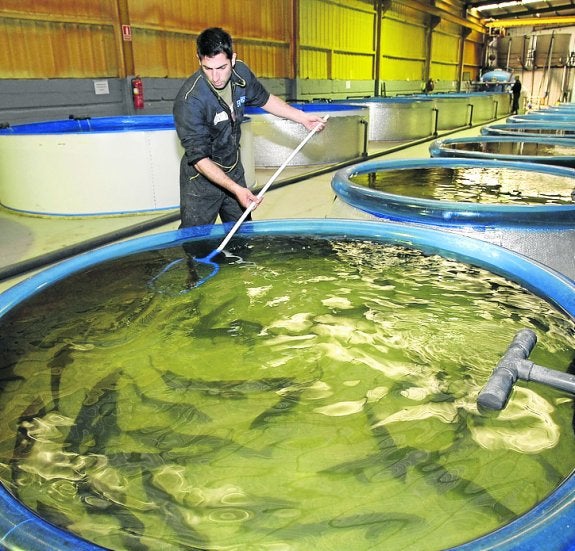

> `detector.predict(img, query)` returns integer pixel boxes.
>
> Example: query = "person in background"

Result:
[511,75,522,115]
[174,27,326,228]
[424,78,434,94]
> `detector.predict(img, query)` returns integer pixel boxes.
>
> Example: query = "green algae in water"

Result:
[351,167,575,205]
[0,236,574,550]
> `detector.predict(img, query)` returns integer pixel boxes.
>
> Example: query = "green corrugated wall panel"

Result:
[300,0,373,51]
[381,58,424,81]
[433,31,461,63]
[299,48,329,80]
[430,62,459,81]
[299,0,375,79]
[332,52,373,79]
[380,17,426,59]
[130,0,294,78]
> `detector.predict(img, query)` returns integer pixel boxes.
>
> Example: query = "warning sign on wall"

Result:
[122,25,132,41]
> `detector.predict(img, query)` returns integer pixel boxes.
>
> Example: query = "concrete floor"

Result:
[1,120,573,297]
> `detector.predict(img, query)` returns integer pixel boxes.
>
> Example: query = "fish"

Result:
[323,404,516,523]
[330,512,423,540]
[192,318,265,344]
[250,511,423,542]
[79,498,149,551]
[249,390,303,429]
[65,371,121,455]
[35,500,75,529]
[131,383,212,425]
[125,430,269,461]
[161,371,293,399]
[47,344,76,410]
[141,470,210,550]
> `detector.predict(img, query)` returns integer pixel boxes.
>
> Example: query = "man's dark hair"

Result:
[196,27,233,60]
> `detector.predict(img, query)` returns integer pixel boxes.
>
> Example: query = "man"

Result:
[511,76,522,115]
[174,27,326,228]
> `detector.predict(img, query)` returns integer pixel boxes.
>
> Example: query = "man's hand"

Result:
[235,185,261,210]
[302,114,327,132]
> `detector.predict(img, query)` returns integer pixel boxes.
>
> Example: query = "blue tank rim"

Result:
[245,103,367,115]
[331,158,575,228]
[410,92,504,99]
[333,96,434,104]
[481,123,575,137]
[0,115,255,136]
[429,135,575,167]
[0,218,575,550]
[0,115,178,135]
[508,113,575,123]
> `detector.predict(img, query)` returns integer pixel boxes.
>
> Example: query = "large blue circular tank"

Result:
[481,122,575,139]
[1,219,575,550]
[429,135,575,168]
[330,158,575,279]
[508,112,575,123]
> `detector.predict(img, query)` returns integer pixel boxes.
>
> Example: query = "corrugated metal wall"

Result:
[380,4,428,81]
[0,0,121,77]
[299,0,375,80]
[431,20,463,81]
[0,0,485,85]
[129,0,294,78]
[463,29,484,81]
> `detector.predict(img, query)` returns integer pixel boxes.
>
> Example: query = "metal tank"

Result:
[408,92,507,130]
[334,97,434,141]
[411,93,471,130]
[467,92,507,123]
[244,103,368,167]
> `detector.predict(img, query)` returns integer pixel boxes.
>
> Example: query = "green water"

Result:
[0,236,574,550]
[351,167,575,205]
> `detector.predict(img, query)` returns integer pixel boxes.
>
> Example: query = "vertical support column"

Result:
[424,15,441,85]
[116,0,135,77]
[457,27,472,92]
[505,36,512,71]
[374,0,391,97]
[544,31,555,102]
[289,0,300,101]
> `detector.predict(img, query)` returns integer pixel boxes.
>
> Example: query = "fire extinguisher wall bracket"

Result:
[131,76,144,110]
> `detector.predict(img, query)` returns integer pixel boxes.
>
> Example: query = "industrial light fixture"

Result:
[474,0,540,11]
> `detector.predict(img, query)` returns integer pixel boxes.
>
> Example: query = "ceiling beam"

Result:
[484,15,575,26]
[481,7,575,20]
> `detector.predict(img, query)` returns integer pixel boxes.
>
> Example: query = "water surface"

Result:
[351,167,575,205]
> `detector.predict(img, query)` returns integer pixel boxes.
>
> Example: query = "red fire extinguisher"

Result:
[131,76,144,110]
